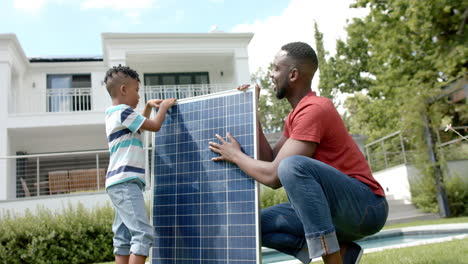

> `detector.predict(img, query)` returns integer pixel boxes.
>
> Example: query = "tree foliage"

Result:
[328,0,468,212]
[314,22,337,101]
[335,0,468,140]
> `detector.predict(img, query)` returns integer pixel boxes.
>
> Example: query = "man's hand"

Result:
[208,132,242,163]
[237,83,261,103]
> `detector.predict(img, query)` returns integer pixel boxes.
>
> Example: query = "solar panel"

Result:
[151,89,260,264]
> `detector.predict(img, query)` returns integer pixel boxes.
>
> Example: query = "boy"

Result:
[104,65,176,264]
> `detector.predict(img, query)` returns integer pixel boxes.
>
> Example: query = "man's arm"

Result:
[256,119,274,161]
[140,98,176,132]
[238,83,285,162]
[209,133,317,189]
[257,126,288,162]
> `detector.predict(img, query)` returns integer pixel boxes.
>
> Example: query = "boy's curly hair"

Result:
[104,64,140,97]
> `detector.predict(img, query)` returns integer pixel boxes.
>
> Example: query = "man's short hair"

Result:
[281,42,318,73]
[104,64,140,97]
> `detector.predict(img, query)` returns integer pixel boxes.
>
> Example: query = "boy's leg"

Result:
[276,155,388,261]
[115,255,129,264]
[112,179,154,257]
[108,189,132,258]
[115,254,148,264]
[129,254,146,264]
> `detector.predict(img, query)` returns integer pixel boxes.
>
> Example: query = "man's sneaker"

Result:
[342,241,363,264]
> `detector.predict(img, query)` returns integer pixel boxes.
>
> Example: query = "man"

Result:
[208,42,388,264]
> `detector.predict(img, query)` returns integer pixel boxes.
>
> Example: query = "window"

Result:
[144,72,209,85]
[46,74,92,112]
[144,72,210,100]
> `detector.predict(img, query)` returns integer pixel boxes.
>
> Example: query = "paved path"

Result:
[385,196,440,226]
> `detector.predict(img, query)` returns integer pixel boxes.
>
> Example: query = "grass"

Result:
[383,216,468,230]
[313,237,468,264]
[360,238,468,264]
[95,217,468,264]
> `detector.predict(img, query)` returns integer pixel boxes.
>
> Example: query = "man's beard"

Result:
[275,83,287,99]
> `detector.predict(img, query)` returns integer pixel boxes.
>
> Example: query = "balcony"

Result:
[11,83,236,116]
[46,88,92,112]
[140,83,235,102]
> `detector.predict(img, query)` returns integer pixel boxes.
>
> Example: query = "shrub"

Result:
[0,203,114,264]
[410,175,438,213]
[445,176,468,216]
[260,186,288,208]
[411,175,468,216]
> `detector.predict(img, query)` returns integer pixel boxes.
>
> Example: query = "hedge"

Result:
[0,203,114,264]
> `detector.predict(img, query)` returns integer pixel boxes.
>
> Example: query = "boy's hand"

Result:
[159,98,177,110]
[147,99,164,108]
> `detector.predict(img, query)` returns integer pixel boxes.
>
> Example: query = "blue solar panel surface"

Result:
[152,90,259,264]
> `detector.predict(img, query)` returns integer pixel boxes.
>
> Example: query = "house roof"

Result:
[29,56,103,63]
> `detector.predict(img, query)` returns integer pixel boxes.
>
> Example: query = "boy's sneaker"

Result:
[342,241,363,264]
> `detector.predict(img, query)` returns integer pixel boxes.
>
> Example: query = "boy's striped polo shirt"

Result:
[105,104,147,189]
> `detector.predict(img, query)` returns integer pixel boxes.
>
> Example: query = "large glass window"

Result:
[144,72,209,86]
[47,74,92,112]
[144,72,210,99]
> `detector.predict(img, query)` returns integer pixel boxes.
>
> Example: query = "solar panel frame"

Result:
[150,88,261,264]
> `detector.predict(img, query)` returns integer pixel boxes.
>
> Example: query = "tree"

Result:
[314,22,336,101]
[335,0,468,140]
[332,0,468,215]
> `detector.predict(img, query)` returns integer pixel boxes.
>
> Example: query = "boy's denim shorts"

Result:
[107,178,154,256]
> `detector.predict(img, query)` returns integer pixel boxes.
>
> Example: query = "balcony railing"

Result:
[141,83,235,101]
[12,83,236,114]
[1,148,152,200]
[46,88,92,112]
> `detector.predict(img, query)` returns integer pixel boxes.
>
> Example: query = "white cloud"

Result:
[14,0,47,10]
[231,0,368,94]
[80,0,155,10]
[13,0,156,17]
[81,0,157,25]
[13,0,64,13]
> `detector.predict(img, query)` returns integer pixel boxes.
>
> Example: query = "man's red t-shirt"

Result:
[283,91,385,197]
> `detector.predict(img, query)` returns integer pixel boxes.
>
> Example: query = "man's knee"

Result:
[278,155,310,184]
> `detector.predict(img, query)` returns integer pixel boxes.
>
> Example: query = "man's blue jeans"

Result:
[262,155,388,263]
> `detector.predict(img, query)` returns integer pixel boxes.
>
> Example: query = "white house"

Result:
[0,32,253,207]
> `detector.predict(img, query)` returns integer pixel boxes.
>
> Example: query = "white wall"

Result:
[0,191,151,218]
[233,48,251,84]
[373,160,468,203]
[9,124,108,154]
[0,63,12,200]
[129,54,236,86]
[15,62,108,114]
[447,160,468,180]
[92,71,111,112]
[373,164,412,202]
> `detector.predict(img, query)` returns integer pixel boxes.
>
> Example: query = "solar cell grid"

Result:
[152,89,260,264]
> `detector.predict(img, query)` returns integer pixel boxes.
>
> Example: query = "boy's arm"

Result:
[141,99,162,119]
[140,98,176,132]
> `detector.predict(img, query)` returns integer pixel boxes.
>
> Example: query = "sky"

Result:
[1,0,368,92]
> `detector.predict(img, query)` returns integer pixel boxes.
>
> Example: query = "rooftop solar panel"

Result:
[151,89,260,264]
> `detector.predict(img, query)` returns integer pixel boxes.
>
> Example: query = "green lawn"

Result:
[360,237,468,264]
[312,237,468,264]
[95,217,468,264]
[383,216,468,230]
